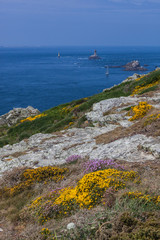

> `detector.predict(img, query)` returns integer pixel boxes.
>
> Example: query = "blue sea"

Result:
[0,46,160,116]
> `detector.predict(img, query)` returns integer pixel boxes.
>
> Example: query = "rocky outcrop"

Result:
[0,87,159,175]
[103,73,146,92]
[85,93,160,127]
[0,106,40,127]
[123,60,147,71]
[85,96,140,126]
[0,128,160,175]
[0,126,117,174]
[122,73,144,83]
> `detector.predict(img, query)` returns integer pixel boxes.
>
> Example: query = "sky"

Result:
[0,0,160,46]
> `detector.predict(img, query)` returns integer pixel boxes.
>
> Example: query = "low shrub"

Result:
[129,102,152,121]
[66,155,81,164]
[83,159,124,173]
[28,169,140,223]
[123,192,160,206]
[5,166,68,196]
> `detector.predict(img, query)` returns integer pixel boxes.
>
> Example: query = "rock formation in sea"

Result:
[123,60,147,71]
[108,60,148,71]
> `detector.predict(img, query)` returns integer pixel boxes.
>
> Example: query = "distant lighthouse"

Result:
[89,50,101,60]
[58,52,60,58]
[94,50,97,56]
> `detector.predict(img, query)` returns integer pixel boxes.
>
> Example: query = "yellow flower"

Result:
[54,169,140,210]
[20,113,47,123]
[129,102,152,121]
[131,80,160,96]
[8,166,68,196]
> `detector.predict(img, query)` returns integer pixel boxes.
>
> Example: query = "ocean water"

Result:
[0,46,160,116]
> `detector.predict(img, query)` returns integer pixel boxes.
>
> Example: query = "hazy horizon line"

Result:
[1,45,160,48]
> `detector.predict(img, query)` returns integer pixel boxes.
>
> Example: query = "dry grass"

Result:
[95,108,160,145]
[2,151,28,160]
[40,132,64,144]
[140,87,160,98]
[62,142,87,151]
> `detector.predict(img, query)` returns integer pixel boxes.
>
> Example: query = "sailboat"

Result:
[58,52,60,58]
[106,65,109,76]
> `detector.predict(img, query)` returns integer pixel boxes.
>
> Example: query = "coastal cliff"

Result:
[0,70,160,239]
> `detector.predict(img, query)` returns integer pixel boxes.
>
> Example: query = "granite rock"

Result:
[123,60,147,71]
[0,106,40,127]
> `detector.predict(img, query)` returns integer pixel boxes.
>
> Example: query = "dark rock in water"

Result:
[106,61,148,71]
[124,60,140,68]
[89,50,101,60]
[123,60,147,71]
[0,106,40,127]
[107,65,121,68]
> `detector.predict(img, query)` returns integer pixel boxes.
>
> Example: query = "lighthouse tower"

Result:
[94,50,97,56]
[89,49,100,60]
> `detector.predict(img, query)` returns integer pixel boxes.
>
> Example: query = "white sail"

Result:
[106,65,109,75]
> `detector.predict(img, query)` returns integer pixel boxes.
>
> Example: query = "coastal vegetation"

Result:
[0,69,160,147]
[0,69,160,239]
[0,158,159,239]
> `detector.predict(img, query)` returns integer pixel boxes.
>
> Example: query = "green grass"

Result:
[123,106,134,111]
[139,85,159,95]
[0,69,160,147]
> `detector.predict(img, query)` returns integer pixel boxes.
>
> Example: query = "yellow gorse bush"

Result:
[135,76,145,81]
[20,113,47,123]
[29,196,43,209]
[28,169,140,223]
[131,80,160,96]
[129,102,152,121]
[7,166,68,196]
[21,167,67,182]
[54,169,140,209]
[124,192,160,205]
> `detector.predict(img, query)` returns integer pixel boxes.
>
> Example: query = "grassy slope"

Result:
[0,69,160,148]
[0,70,160,240]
